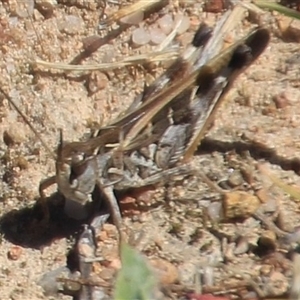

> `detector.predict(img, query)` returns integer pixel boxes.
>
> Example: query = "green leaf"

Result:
[114,243,157,300]
[254,0,300,20]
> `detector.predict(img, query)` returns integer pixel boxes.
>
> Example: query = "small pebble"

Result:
[263,197,277,213]
[8,245,22,260]
[131,27,151,46]
[227,170,243,187]
[222,191,261,220]
[149,25,167,45]
[101,45,116,63]
[35,0,56,18]
[87,72,108,96]
[57,15,84,35]
[150,258,178,285]
[82,35,100,51]
[207,201,223,221]
[204,0,225,13]
[3,124,27,145]
[157,14,173,35]
[272,92,290,109]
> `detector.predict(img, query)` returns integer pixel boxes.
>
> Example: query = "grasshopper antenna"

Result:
[0,87,56,160]
[56,128,64,163]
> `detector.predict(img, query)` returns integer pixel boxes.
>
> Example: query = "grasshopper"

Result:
[0,8,270,240]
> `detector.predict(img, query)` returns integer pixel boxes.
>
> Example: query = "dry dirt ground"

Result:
[1,0,300,299]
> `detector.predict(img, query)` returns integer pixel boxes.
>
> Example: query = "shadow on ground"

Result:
[200,137,300,174]
[0,193,84,249]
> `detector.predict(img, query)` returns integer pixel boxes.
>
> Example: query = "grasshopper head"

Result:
[55,130,98,219]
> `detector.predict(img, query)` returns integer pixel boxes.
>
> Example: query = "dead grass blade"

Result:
[33,49,178,73]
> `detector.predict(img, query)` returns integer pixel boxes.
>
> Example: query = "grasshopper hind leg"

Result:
[97,181,127,246]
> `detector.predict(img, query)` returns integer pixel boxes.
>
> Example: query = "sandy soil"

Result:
[0,0,300,299]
